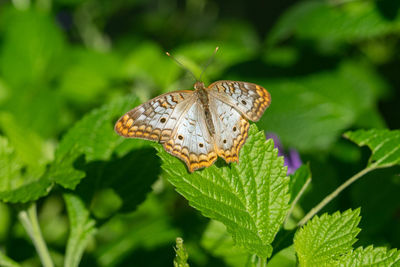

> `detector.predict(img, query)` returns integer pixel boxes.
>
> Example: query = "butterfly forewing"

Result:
[115,91,194,141]
[207,81,271,122]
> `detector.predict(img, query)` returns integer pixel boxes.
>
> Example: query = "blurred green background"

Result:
[0,0,399,266]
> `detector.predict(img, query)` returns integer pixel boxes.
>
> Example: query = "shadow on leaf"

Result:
[73,147,160,217]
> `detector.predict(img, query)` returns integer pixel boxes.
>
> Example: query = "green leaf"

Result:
[267,0,400,45]
[75,146,160,214]
[95,195,181,267]
[339,246,400,266]
[158,124,290,258]
[121,41,180,90]
[294,209,361,266]
[0,112,52,171]
[0,7,65,88]
[0,136,52,203]
[344,129,400,169]
[267,246,296,267]
[258,61,386,152]
[201,220,250,267]
[48,95,141,189]
[64,193,97,267]
[0,251,20,267]
[174,237,189,267]
[59,48,121,105]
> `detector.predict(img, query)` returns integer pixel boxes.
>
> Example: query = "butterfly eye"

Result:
[223,140,227,144]
[160,118,166,123]
[241,100,247,105]
[199,143,204,148]
[233,127,237,132]
[178,135,183,140]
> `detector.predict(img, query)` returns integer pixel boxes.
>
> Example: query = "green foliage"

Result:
[294,209,361,266]
[64,193,96,267]
[295,209,400,267]
[59,48,121,105]
[48,94,140,189]
[94,195,180,266]
[0,0,399,266]
[259,61,386,152]
[338,246,400,266]
[267,246,296,267]
[0,251,20,267]
[158,125,290,258]
[268,0,400,45]
[0,136,53,203]
[0,8,65,88]
[201,220,249,267]
[344,129,400,169]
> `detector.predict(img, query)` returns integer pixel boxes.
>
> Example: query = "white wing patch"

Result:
[210,98,250,163]
[163,100,218,172]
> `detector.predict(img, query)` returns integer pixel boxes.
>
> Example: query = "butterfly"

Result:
[115,80,271,172]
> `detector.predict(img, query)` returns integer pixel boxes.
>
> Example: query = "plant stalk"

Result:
[257,256,267,267]
[285,176,312,226]
[298,166,374,226]
[18,203,54,267]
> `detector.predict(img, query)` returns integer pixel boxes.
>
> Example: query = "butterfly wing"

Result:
[207,80,271,122]
[163,100,218,172]
[209,97,250,164]
[115,91,194,142]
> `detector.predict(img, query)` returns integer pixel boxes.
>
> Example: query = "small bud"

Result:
[173,237,189,267]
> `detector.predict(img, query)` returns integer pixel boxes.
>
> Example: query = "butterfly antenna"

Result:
[199,46,219,81]
[166,51,198,81]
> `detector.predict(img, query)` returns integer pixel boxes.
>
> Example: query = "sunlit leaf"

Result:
[0,7,65,88]
[267,246,297,267]
[48,95,141,189]
[344,129,400,169]
[0,136,52,203]
[59,48,121,105]
[294,209,361,266]
[158,124,290,258]
[338,246,400,266]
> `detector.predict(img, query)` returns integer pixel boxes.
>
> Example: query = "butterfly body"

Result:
[194,81,216,136]
[115,81,271,172]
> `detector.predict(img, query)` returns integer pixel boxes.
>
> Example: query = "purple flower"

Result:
[266,133,302,175]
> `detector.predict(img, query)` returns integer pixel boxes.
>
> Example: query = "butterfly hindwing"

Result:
[115,91,194,141]
[210,98,250,164]
[207,80,271,121]
[163,100,218,172]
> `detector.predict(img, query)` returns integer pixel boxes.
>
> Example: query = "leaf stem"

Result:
[285,176,312,226]
[298,166,374,226]
[18,203,54,267]
[257,256,267,267]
